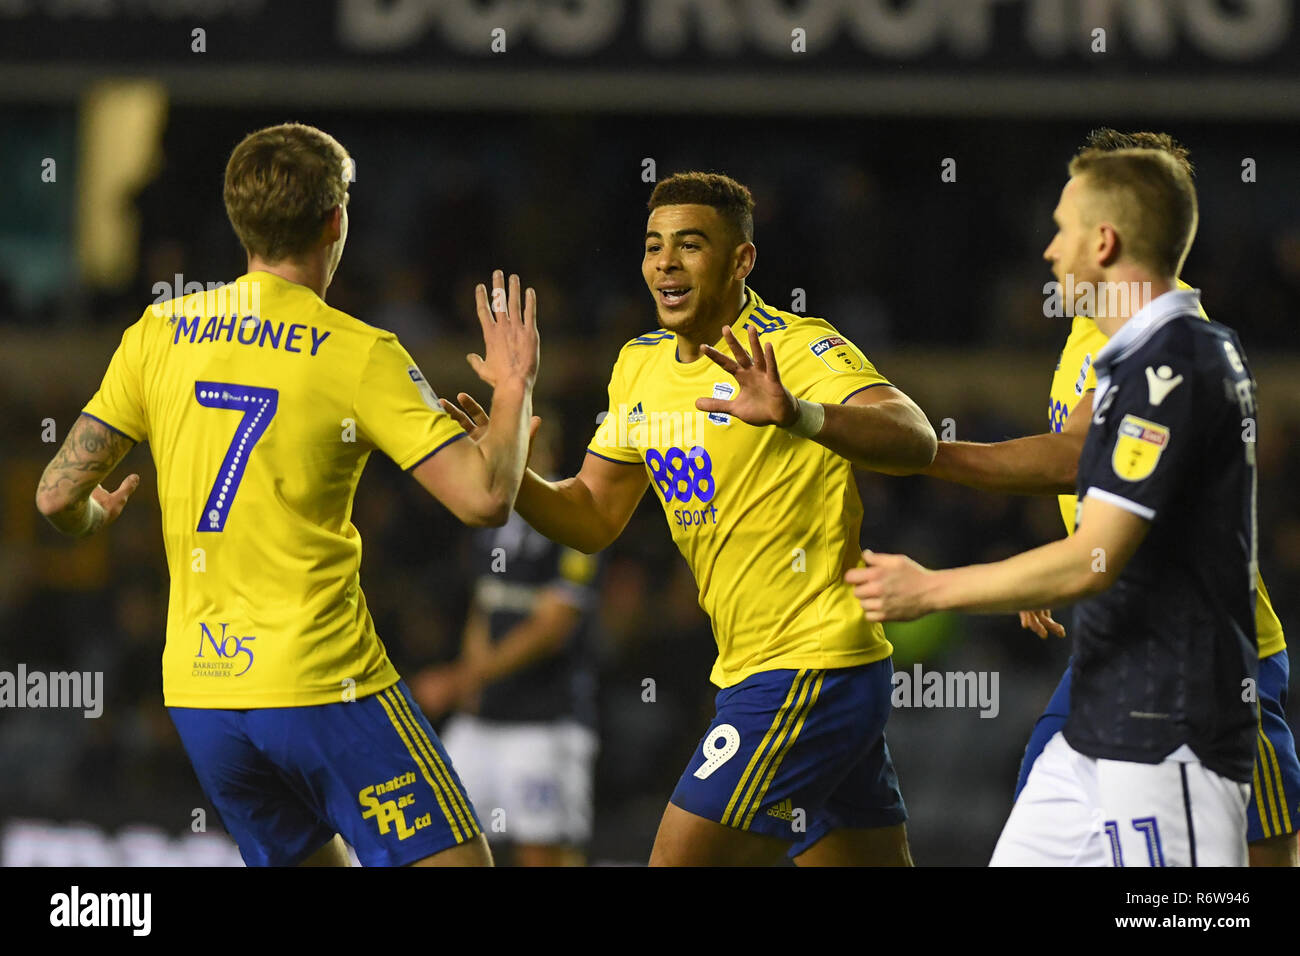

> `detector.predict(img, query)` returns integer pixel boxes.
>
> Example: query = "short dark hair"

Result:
[1082,128,1194,179]
[648,172,755,243]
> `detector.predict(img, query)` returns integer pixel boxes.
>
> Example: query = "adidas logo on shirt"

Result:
[627,401,647,424]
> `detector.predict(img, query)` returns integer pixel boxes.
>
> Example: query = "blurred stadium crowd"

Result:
[2,109,1298,864]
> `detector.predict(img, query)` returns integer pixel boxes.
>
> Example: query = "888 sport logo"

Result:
[646,445,719,529]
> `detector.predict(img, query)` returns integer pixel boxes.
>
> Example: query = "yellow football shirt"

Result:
[1049,280,1284,657]
[589,288,893,687]
[82,271,466,707]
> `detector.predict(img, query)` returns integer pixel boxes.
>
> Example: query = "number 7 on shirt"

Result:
[194,381,279,532]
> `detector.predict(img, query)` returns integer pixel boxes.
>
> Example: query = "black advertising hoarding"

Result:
[1,0,1296,73]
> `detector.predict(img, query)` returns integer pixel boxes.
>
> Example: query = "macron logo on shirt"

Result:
[1144,365,1184,406]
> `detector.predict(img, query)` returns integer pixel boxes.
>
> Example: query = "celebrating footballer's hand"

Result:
[696,324,799,427]
[439,392,542,448]
[844,550,937,623]
[412,270,541,529]
[1018,608,1066,639]
[467,270,539,390]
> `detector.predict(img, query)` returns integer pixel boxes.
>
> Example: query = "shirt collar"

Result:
[1094,287,1202,374]
[738,286,759,320]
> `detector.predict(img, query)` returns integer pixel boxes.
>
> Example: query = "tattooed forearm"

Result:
[36,415,135,526]
[46,495,108,538]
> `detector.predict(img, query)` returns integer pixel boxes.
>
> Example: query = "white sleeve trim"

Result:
[1085,486,1155,521]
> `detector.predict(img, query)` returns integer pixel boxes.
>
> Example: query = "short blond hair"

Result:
[1067,147,1198,278]
[224,123,350,262]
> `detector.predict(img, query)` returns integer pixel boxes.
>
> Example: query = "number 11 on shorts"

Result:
[1104,816,1165,867]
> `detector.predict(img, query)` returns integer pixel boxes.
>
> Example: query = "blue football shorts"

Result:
[169,679,482,866]
[669,659,906,858]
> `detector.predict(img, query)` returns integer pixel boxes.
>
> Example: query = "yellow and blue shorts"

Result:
[169,680,481,866]
[1247,650,1299,842]
[669,659,906,857]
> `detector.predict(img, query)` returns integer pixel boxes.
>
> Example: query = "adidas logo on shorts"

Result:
[765,798,795,821]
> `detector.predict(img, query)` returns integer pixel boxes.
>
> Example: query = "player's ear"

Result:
[733,241,756,281]
[322,205,344,246]
[1097,222,1121,268]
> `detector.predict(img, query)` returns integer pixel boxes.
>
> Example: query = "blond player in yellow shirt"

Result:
[441,172,936,865]
[916,129,1296,866]
[35,123,540,867]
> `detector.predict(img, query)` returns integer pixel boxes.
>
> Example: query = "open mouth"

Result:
[658,287,692,307]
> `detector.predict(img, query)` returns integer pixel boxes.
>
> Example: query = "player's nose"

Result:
[653,244,681,269]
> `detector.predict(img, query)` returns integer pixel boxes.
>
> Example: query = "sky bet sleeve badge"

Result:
[809,334,865,372]
[1112,413,1170,481]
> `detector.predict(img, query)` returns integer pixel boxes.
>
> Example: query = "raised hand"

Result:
[439,392,491,442]
[467,270,539,391]
[439,392,542,449]
[695,324,799,427]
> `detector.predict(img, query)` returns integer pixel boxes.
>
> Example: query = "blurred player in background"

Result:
[852,147,1259,866]
[918,129,1297,866]
[412,416,600,867]
[442,172,936,865]
[34,122,540,867]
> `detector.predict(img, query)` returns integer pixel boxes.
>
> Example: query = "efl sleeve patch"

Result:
[1111,414,1170,482]
[407,364,440,412]
[809,334,865,373]
[355,337,465,469]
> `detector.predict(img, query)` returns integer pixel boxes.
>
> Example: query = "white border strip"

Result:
[1086,486,1156,521]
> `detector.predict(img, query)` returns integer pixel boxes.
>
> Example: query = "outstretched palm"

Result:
[695,325,799,427]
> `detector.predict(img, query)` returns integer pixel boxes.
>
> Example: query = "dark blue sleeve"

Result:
[1081,336,1202,521]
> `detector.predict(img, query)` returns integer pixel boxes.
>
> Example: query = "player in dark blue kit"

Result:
[412,419,600,866]
[852,146,1258,865]
[915,128,1296,866]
